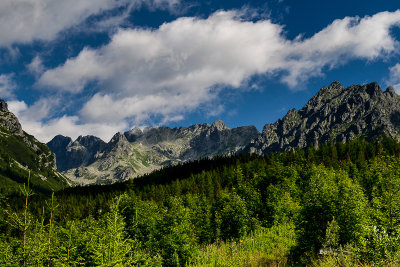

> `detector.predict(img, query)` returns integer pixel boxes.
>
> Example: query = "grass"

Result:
[132,148,150,167]
[312,252,372,267]
[188,223,296,267]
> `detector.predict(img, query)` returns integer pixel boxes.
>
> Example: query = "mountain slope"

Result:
[0,99,69,193]
[48,121,259,185]
[248,81,400,154]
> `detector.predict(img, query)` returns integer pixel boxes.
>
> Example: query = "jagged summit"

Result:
[249,81,400,154]
[385,86,396,95]
[48,120,259,185]
[0,98,8,111]
[211,120,229,131]
[0,98,24,136]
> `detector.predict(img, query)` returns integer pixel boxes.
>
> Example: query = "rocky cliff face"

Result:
[47,135,106,171]
[48,120,259,185]
[0,98,69,192]
[248,81,400,154]
[0,99,24,136]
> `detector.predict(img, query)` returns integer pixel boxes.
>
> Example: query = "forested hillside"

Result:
[1,137,400,265]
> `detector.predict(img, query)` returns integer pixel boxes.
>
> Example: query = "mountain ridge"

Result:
[248,81,400,154]
[48,81,400,185]
[48,121,260,185]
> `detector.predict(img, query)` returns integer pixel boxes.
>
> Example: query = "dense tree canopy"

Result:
[2,137,400,265]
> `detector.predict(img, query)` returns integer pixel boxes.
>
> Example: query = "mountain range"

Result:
[46,81,400,185]
[1,80,399,187]
[47,121,259,185]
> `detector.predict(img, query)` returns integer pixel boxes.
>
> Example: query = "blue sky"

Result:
[1,0,400,142]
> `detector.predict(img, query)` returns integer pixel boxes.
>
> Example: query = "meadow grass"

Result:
[188,223,296,267]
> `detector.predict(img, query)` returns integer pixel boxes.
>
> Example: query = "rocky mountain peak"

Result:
[76,135,106,148]
[211,120,229,131]
[128,126,143,135]
[249,81,400,154]
[47,135,72,149]
[364,81,382,97]
[109,132,128,144]
[124,127,144,142]
[329,80,343,88]
[0,98,8,111]
[385,86,396,96]
[0,98,23,136]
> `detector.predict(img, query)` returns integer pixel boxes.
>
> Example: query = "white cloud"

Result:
[388,63,400,93]
[38,10,287,125]
[0,74,17,99]
[0,0,181,46]
[7,100,27,115]
[36,10,400,129]
[27,56,45,76]
[8,99,125,142]
[21,116,127,143]
[282,11,400,86]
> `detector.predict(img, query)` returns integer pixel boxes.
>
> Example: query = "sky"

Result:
[1,0,400,142]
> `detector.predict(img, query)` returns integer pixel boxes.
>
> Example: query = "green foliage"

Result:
[212,191,253,241]
[154,197,198,266]
[323,217,340,250]
[0,128,68,194]
[188,223,296,266]
[2,137,400,265]
[87,196,140,265]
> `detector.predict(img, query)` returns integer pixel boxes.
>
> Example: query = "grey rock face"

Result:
[46,135,72,171]
[0,98,24,136]
[248,81,400,154]
[0,99,8,111]
[49,121,260,185]
[48,135,106,171]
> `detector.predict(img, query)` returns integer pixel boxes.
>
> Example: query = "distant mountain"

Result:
[248,81,400,154]
[0,99,69,193]
[47,135,107,171]
[48,121,259,185]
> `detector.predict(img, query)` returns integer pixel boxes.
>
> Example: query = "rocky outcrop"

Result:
[248,81,400,154]
[0,98,24,136]
[0,98,69,191]
[47,135,107,171]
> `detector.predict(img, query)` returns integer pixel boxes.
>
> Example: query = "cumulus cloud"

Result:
[0,74,17,99]
[37,9,400,129]
[27,56,45,77]
[0,0,181,46]
[22,116,127,143]
[7,100,27,115]
[8,99,126,142]
[282,11,400,86]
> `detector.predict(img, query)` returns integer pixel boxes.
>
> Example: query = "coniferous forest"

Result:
[1,137,400,266]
